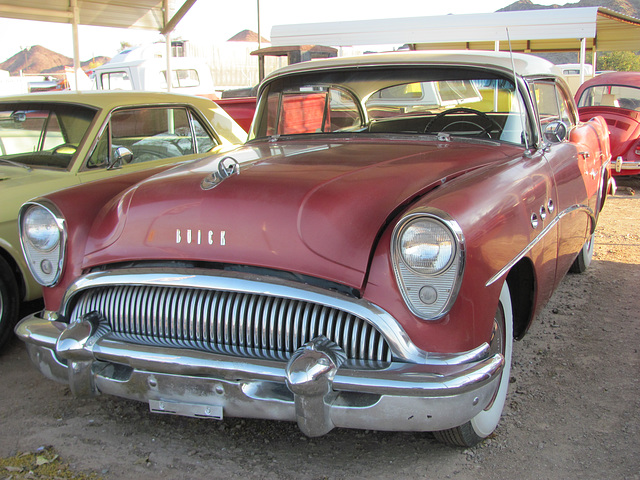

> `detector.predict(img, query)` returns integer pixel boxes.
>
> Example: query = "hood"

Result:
[83,138,522,289]
[0,164,33,183]
[0,165,72,222]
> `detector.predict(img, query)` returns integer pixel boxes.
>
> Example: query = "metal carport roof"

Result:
[0,0,197,86]
[0,0,195,34]
[271,7,640,54]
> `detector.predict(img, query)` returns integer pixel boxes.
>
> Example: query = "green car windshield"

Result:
[0,103,96,170]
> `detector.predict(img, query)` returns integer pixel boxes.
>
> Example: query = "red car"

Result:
[16,51,610,447]
[575,71,640,176]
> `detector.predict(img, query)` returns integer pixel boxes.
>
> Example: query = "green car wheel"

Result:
[0,256,19,350]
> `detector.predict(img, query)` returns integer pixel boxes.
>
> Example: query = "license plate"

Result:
[149,399,223,420]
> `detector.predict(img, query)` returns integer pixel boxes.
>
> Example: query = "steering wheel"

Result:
[424,108,503,138]
[51,143,77,155]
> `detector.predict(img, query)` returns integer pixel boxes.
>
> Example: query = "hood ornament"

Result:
[201,156,240,190]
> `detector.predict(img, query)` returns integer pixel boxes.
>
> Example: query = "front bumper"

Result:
[16,312,504,436]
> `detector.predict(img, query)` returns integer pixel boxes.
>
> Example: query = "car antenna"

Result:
[507,27,531,155]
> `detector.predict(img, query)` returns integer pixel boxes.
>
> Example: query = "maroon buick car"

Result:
[575,71,640,176]
[16,51,610,447]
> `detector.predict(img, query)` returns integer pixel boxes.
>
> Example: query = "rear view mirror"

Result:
[11,111,26,123]
[108,146,133,169]
[543,121,568,144]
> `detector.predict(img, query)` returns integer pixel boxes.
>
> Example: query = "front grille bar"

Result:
[70,285,392,363]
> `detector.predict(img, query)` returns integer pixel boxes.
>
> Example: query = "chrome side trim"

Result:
[58,268,484,365]
[486,203,594,286]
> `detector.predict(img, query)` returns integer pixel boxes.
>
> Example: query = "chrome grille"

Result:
[69,285,391,362]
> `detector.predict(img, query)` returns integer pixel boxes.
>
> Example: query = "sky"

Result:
[0,0,564,63]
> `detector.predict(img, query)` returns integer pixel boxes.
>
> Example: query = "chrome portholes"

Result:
[530,212,539,229]
[487,203,594,287]
[531,199,554,229]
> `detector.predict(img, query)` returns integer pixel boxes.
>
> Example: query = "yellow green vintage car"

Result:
[0,90,246,348]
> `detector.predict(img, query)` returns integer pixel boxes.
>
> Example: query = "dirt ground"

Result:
[1,177,639,480]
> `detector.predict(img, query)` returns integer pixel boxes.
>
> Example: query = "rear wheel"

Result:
[569,232,595,274]
[0,256,20,350]
[433,281,513,447]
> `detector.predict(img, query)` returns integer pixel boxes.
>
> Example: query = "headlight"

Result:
[392,211,464,320]
[399,220,454,274]
[19,202,66,286]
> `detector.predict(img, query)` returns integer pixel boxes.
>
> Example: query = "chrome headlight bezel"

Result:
[391,209,465,321]
[19,200,67,287]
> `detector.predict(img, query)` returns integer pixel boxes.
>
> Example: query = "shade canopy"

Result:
[270,7,640,53]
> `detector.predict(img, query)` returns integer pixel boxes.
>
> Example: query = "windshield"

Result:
[577,84,640,111]
[251,67,530,145]
[0,103,95,169]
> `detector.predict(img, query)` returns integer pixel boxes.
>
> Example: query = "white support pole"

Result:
[580,37,586,84]
[165,33,172,92]
[495,40,499,52]
[70,0,80,90]
[164,0,172,93]
[257,0,261,50]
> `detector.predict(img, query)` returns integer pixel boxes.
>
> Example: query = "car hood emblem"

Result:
[201,156,240,190]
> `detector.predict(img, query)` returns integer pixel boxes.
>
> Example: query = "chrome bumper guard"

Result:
[615,156,640,172]
[16,312,504,436]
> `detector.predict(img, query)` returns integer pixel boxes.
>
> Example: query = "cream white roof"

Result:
[264,50,562,82]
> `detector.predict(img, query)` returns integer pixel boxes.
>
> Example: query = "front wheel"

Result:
[569,232,594,274]
[433,281,513,447]
[0,256,20,350]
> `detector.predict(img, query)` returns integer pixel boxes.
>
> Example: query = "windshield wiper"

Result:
[0,158,32,171]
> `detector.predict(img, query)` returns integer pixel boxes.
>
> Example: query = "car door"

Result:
[531,79,601,286]
[78,105,219,183]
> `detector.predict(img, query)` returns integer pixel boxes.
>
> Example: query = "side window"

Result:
[86,107,217,168]
[192,115,216,153]
[87,126,109,168]
[556,85,575,127]
[328,88,361,131]
[264,87,361,136]
[162,69,201,88]
[532,82,560,125]
[100,71,133,90]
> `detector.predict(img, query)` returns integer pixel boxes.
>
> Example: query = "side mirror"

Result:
[107,146,133,170]
[543,121,568,144]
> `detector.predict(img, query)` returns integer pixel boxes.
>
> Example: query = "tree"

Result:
[597,51,640,72]
[119,41,134,53]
